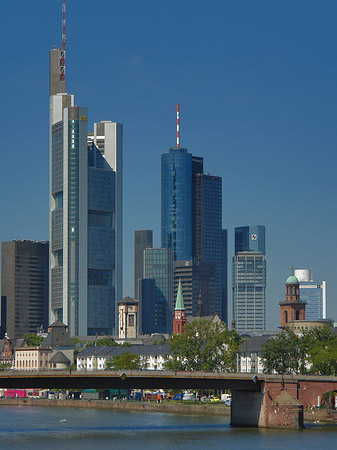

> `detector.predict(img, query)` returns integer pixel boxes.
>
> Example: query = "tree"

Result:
[262,329,308,374]
[302,326,337,375]
[23,333,45,347]
[164,319,242,372]
[262,326,337,375]
[105,352,142,370]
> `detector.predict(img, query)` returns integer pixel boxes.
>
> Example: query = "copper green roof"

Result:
[286,275,299,284]
[175,279,185,310]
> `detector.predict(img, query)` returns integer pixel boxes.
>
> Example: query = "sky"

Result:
[1,0,337,331]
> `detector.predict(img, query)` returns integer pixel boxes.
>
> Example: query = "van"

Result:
[182,393,196,401]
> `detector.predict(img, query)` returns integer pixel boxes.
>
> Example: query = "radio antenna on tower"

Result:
[59,0,66,81]
[176,104,180,148]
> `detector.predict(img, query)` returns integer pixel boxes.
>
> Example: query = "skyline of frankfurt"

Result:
[1,0,337,331]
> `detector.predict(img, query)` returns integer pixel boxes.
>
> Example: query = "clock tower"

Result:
[173,279,187,334]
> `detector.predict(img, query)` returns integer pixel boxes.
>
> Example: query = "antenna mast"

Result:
[59,0,66,81]
[176,104,180,148]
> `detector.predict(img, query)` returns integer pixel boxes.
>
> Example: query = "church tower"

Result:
[279,271,306,329]
[173,279,187,334]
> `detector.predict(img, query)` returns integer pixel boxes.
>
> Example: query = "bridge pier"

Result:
[231,384,304,429]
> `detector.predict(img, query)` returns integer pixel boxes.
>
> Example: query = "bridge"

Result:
[0,370,336,428]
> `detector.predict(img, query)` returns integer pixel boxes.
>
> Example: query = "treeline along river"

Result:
[0,405,337,449]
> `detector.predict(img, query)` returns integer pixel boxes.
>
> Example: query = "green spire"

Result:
[175,279,185,310]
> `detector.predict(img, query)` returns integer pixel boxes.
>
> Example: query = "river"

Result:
[0,405,336,449]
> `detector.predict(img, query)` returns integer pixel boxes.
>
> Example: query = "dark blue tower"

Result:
[161,147,192,261]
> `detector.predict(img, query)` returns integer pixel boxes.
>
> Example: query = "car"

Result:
[225,398,232,406]
[210,397,220,402]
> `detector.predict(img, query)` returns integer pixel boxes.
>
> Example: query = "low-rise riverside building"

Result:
[77,344,170,371]
[14,320,74,371]
[15,346,52,371]
[239,335,272,373]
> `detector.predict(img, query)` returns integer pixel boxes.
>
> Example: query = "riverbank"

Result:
[0,397,230,416]
[1,398,336,423]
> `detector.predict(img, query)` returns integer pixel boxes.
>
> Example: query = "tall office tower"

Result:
[144,248,174,333]
[232,226,266,334]
[134,230,153,301]
[138,278,156,334]
[49,5,122,336]
[161,106,227,322]
[195,174,225,319]
[161,146,192,261]
[294,269,327,320]
[221,229,228,324]
[1,240,49,339]
[173,260,216,317]
[191,156,204,258]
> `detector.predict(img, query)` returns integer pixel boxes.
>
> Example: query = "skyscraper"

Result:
[134,230,153,301]
[294,269,327,320]
[49,5,122,336]
[1,240,49,339]
[161,147,192,261]
[161,106,227,322]
[232,226,266,334]
[144,248,174,333]
[195,174,225,318]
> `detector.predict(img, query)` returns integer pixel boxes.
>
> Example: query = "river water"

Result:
[0,405,337,449]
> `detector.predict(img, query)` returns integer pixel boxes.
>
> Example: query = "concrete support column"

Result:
[231,390,264,427]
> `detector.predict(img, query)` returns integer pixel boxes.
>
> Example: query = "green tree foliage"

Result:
[23,333,45,347]
[262,329,307,374]
[303,326,337,375]
[164,319,242,372]
[105,352,142,370]
[262,326,337,375]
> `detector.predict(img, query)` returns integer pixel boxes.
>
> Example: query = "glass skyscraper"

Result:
[232,225,266,334]
[161,147,192,261]
[294,269,327,320]
[161,137,227,323]
[134,230,153,301]
[49,48,122,336]
[144,248,174,333]
[195,174,226,319]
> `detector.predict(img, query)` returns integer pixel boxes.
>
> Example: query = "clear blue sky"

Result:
[1,0,337,331]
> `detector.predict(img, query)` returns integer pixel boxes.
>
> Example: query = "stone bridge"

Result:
[0,371,336,428]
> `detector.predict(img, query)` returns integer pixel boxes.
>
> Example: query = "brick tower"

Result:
[279,271,306,329]
[173,279,187,334]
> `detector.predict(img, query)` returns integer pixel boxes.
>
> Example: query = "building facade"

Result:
[161,147,192,261]
[195,174,225,319]
[49,46,122,336]
[134,230,153,301]
[173,259,216,318]
[279,275,306,329]
[1,240,49,339]
[138,278,156,335]
[232,226,266,334]
[161,122,227,323]
[144,248,174,334]
[294,269,326,320]
[118,297,139,339]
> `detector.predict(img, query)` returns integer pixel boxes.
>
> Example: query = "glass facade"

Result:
[161,148,192,261]
[134,230,153,301]
[144,248,174,333]
[195,174,226,320]
[50,102,122,336]
[299,281,326,320]
[233,226,266,334]
[235,225,265,255]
